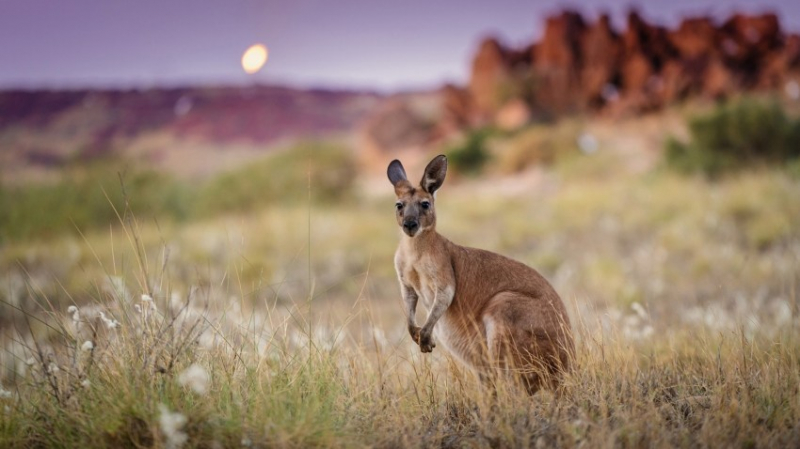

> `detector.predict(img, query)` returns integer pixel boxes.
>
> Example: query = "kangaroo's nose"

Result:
[403,220,419,232]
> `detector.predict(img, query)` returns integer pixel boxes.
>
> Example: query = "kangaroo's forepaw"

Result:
[418,331,436,353]
[409,325,422,343]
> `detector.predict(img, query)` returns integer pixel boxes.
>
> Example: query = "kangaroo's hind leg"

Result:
[482,292,572,396]
[483,311,544,395]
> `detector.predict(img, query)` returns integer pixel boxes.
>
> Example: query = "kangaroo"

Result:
[388,155,574,395]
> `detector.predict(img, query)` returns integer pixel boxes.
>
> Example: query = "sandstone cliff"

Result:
[455,10,800,127]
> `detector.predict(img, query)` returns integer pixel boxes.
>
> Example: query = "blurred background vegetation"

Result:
[666,97,800,176]
[0,141,356,242]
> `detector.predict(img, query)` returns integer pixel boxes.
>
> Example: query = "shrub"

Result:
[197,141,356,215]
[0,161,189,242]
[666,97,800,176]
[0,142,357,243]
[496,123,580,174]
[445,127,493,175]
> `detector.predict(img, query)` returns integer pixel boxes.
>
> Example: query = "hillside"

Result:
[0,85,381,181]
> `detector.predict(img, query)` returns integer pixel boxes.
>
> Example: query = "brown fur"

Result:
[388,155,574,395]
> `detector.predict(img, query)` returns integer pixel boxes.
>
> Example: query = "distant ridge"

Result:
[0,85,381,178]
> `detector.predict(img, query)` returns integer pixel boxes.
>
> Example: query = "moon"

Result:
[241,44,268,74]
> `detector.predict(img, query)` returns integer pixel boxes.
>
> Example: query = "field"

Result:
[1,111,800,448]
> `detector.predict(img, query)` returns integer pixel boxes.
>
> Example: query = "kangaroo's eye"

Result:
[420,201,430,210]
[396,202,403,211]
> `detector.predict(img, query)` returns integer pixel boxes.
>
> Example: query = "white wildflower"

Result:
[631,302,649,320]
[198,331,216,349]
[774,300,793,327]
[159,404,188,449]
[314,327,336,351]
[98,311,120,329]
[170,291,183,312]
[139,293,159,317]
[81,379,91,388]
[81,341,94,352]
[47,363,59,374]
[67,305,80,322]
[372,326,389,349]
[178,363,210,395]
[288,329,306,350]
[0,385,12,399]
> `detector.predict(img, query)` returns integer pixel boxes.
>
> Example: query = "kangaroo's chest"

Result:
[400,256,439,309]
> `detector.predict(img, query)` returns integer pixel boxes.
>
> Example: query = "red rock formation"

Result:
[721,14,784,87]
[452,9,800,129]
[440,84,473,132]
[670,17,720,59]
[623,11,676,70]
[468,38,512,117]
[531,11,586,115]
[581,14,622,107]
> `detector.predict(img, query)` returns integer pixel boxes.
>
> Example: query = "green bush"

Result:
[666,97,800,176]
[197,141,356,215]
[496,123,580,173]
[0,162,189,242]
[0,141,356,243]
[445,127,493,175]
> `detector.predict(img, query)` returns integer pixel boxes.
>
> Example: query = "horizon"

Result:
[2,0,800,93]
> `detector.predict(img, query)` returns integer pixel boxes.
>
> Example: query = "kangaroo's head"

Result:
[387,155,447,238]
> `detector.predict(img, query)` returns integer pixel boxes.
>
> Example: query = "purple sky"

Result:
[1,0,799,92]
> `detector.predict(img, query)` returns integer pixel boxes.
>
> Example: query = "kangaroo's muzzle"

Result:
[403,219,419,236]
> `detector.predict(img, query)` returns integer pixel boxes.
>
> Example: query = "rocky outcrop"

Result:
[581,14,622,108]
[531,11,587,115]
[440,84,474,133]
[458,10,800,128]
[468,38,512,116]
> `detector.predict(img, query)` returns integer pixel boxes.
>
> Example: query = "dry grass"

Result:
[1,269,797,448]
[1,118,799,447]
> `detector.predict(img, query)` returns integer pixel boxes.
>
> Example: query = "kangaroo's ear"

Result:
[387,159,408,186]
[421,155,447,195]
